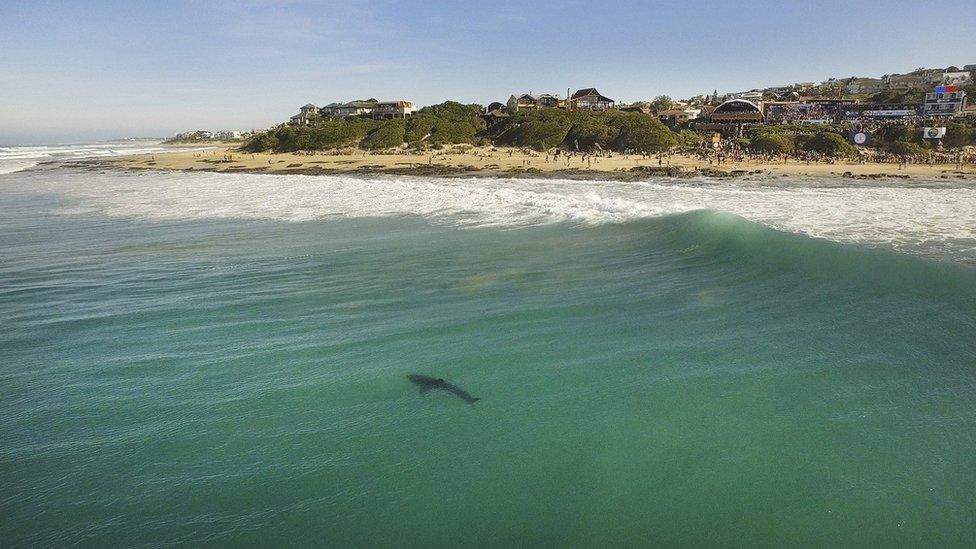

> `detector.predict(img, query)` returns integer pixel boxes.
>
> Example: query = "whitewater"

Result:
[13,166,976,264]
[0,141,213,174]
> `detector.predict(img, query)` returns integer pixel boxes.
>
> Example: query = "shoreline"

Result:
[80,145,976,181]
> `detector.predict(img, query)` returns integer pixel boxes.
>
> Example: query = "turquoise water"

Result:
[2,167,976,546]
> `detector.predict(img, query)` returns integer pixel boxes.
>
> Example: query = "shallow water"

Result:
[2,167,975,546]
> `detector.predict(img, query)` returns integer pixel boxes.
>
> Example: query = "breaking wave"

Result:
[31,169,974,263]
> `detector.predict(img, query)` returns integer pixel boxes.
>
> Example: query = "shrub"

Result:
[796,132,855,156]
[676,129,703,148]
[362,120,406,150]
[486,109,574,150]
[751,133,793,154]
[238,102,483,152]
[565,117,612,151]
[241,130,279,153]
[887,141,930,156]
[942,122,976,149]
[608,112,677,152]
[733,137,752,150]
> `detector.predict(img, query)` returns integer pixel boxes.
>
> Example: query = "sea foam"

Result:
[11,168,976,263]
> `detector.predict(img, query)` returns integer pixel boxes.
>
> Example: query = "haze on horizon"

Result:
[1,0,974,145]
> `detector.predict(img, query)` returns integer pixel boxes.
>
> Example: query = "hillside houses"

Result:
[289,104,319,126]
[846,77,884,95]
[280,63,974,135]
[288,99,414,125]
[373,100,414,119]
[570,88,615,111]
[503,89,617,112]
[506,93,562,112]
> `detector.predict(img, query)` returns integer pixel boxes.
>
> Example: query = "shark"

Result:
[407,374,481,404]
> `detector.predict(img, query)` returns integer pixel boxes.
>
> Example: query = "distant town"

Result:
[282,64,973,129]
[170,63,974,155]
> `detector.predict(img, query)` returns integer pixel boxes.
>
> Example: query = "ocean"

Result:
[2,148,975,547]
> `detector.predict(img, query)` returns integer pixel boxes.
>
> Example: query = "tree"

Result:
[485,109,574,150]
[942,122,976,149]
[751,133,793,154]
[241,132,276,152]
[651,95,674,112]
[565,116,612,151]
[237,102,485,152]
[676,129,702,148]
[796,132,855,156]
[888,141,930,156]
[362,120,406,150]
[609,112,677,153]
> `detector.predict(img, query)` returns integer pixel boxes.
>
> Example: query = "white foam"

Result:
[0,160,41,175]
[0,141,210,175]
[13,169,976,261]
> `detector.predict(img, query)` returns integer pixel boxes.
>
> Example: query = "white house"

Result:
[372,100,414,119]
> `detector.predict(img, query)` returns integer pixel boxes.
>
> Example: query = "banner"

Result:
[849,131,871,146]
[923,127,947,139]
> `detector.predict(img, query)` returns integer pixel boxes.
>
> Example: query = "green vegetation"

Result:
[750,132,793,154]
[887,141,930,156]
[361,120,405,150]
[942,122,976,149]
[676,129,702,148]
[794,132,856,156]
[745,126,838,155]
[868,89,926,104]
[609,112,679,151]
[399,102,484,146]
[651,95,674,112]
[960,81,976,99]
[241,96,976,157]
[242,101,484,153]
[486,109,677,152]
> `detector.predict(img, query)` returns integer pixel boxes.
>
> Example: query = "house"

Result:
[727,90,764,103]
[319,102,344,117]
[884,69,944,91]
[288,103,319,126]
[336,100,377,117]
[569,88,614,111]
[372,100,414,119]
[846,77,884,95]
[657,108,691,126]
[482,108,510,126]
[506,93,562,112]
[174,130,216,140]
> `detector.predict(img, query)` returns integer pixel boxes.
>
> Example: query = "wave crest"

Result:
[16,169,976,263]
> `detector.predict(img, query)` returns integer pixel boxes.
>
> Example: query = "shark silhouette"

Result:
[407,374,481,404]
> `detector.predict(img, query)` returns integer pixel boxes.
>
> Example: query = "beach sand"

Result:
[96,145,976,180]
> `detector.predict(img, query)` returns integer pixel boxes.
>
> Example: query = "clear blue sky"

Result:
[1,0,974,144]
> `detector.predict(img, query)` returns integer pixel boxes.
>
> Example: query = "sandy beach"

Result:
[92,144,976,180]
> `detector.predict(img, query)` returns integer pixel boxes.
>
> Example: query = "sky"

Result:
[1,0,974,144]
